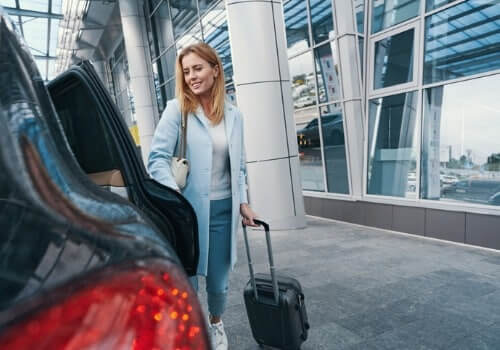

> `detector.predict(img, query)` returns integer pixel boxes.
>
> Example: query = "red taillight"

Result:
[0,260,210,350]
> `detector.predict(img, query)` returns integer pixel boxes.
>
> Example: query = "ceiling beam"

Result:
[3,7,64,20]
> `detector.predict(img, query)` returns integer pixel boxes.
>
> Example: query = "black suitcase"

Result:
[242,219,309,350]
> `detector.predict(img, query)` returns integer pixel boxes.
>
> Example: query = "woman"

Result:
[148,42,258,350]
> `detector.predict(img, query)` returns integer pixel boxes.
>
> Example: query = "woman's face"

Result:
[181,52,218,98]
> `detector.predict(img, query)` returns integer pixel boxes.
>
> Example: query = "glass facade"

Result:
[366,0,500,208]
[284,0,353,195]
[142,0,500,210]
[145,0,234,114]
[423,0,500,84]
[367,91,418,197]
[373,29,415,89]
[421,74,500,205]
[109,40,136,129]
[371,0,420,33]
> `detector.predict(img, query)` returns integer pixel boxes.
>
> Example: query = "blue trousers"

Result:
[190,197,232,317]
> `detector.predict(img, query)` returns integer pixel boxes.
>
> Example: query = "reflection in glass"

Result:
[165,78,176,101]
[309,0,334,44]
[170,0,199,40]
[367,91,418,197]
[354,0,365,33]
[201,1,233,84]
[295,108,325,191]
[176,23,203,54]
[152,61,166,112]
[157,46,176,83]
[359,37,364,79]
[314,42,341,104]
[371,0,419,33]
[423,1,500,84]
[151,1,175,57]
[320,104,349,194]
[426,0,455,12]
[199,0,219,16]
[374,29,414,89]
[284,0,310,56]
[290,51,316,109]
[421,74,500,206]
[226,83,237,105]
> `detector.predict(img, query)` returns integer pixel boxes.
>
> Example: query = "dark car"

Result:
[0,10,210,349]
[441,179,500,205]
[297,113,344,150]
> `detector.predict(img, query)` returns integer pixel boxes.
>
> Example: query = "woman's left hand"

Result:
[240,203,259,227]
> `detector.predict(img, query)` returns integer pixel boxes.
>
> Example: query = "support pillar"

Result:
[226,0,306,229]
[118,0,159,165]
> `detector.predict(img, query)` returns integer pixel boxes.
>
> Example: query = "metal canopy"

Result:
[1,0,63,81]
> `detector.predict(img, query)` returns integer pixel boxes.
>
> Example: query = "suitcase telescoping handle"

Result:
[242,219,280,305]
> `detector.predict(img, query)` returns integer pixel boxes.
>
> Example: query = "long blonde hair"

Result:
[175,43,226,125]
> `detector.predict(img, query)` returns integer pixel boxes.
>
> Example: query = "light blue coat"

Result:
[147,98,248,275]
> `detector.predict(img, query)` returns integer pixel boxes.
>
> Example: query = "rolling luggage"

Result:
[242,219,309,350]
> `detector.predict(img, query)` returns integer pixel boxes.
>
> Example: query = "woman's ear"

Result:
[213,64,219,78]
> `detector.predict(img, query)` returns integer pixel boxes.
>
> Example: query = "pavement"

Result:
[196,216,500,349]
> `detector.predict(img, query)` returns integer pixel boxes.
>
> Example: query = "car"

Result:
[296,112,344,150]
[440,174,458,185]
[0,11,210,348]
[488,192,500,205]
[293,95,315,109]
[441,179,500,204]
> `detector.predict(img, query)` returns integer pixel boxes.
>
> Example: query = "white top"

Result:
[206,117,231,200]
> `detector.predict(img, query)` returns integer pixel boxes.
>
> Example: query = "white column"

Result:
[118,0,159,165]
[333,0,365,199]
[226,0,306,230]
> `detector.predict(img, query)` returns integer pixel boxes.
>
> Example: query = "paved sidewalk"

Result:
[197,216,500,349]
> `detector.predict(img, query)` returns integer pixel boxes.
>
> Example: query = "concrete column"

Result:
[118,0,159,165]
[226,0,306,230]
[333,0,365,199]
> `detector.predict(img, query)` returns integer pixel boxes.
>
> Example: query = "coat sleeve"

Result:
[238,111,249,204]
[147,100,181,191]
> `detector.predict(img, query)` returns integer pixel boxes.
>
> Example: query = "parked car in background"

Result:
[0,10,209,349]
[294,95,315,109]
[488,192,500,205]
[441,179,500,205]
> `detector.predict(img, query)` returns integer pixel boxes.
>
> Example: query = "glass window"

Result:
[201,1,233,84]
[169,0,199,40]
[21,0,48,11]
[176,23,202,54]
[355,0,365,33]
[359,36,364,79]
[290,51,316,109]
[371,0,419,33]
[309,0,334,45]
[320,103,349,194]
[367,91,418,197]
[199,0,220,16]
[226,83,237,105]
[165,78,176,101]
[421,74,500,206]
[296,108,325,191]
[23,17,48,55]
[152,1,175,57]
[314,42,341,104]
[423,0,500,84]
[374,29,414,89]
[426,0,454,12]
[157,46,177,84]
[284,0,310,57]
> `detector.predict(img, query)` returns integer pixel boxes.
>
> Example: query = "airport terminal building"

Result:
[17,0,499,248]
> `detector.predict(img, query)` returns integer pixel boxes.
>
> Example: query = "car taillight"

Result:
[0,260,210,350]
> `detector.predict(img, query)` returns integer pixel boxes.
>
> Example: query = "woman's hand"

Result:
[240,203,258,227]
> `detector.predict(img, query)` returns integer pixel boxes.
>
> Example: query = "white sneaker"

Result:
[208,319,228,350]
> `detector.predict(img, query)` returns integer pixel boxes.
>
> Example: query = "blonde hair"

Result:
[175,42,226,125]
